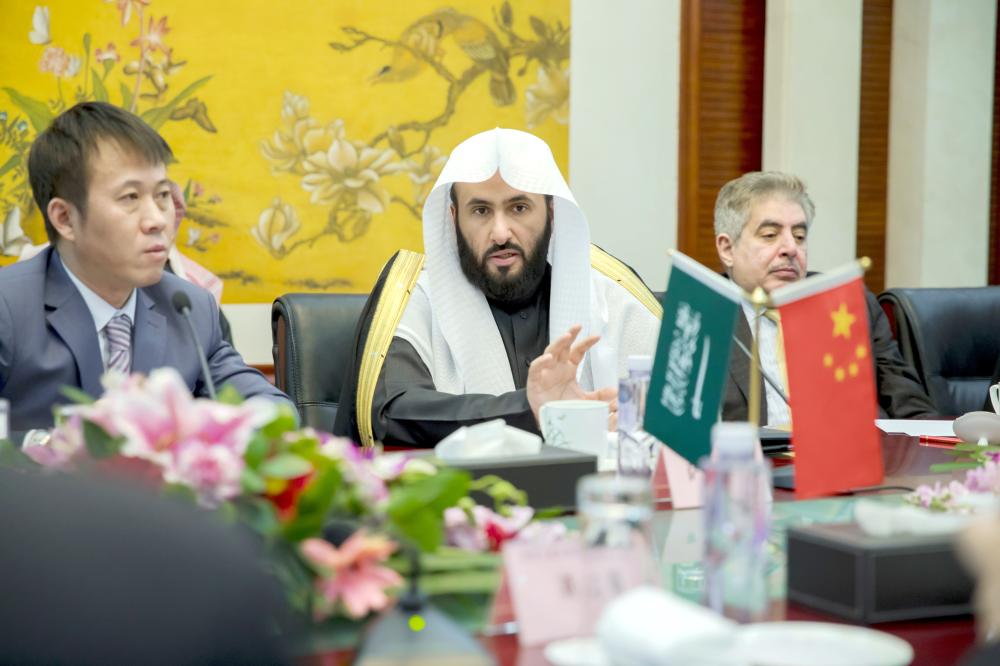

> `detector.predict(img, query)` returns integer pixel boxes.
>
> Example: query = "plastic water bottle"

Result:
[617,355,655,476]
[701,422,772,622]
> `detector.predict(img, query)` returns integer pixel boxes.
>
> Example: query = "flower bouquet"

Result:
[0,368,537,644]
[906,444,1000,512]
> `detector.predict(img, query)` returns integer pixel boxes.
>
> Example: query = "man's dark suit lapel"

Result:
[44,252,104,397]
[131,289,166,375]
[730,310,768,424]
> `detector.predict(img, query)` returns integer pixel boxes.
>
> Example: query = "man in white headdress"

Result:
[334,128,662,448]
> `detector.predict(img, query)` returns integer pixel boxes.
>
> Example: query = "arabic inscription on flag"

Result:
[661,302,711,421]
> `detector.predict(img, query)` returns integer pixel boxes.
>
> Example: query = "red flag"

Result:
[773,267,883,498]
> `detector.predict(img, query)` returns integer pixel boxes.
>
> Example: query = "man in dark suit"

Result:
[0,101,291,435]
[713,171,936,423]
[0,467,291,665]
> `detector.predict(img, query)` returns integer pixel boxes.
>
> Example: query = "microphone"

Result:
[171,291,217,400]
[732,335,789,405]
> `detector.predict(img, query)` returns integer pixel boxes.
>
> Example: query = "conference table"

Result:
[304,432,979,666]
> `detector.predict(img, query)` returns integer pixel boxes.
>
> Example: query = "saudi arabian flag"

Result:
[646,251,743,465]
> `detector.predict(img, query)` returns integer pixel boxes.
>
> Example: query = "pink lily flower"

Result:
[164,439,245,508]
[444,505,534,552]
[301,532,403,619]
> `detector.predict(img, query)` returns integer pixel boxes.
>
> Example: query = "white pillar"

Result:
[569,0,680,291]
[762,0,863,272]
[885,0,997,288]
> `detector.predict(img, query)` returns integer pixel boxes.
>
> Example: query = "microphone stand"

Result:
[732,336,789,405]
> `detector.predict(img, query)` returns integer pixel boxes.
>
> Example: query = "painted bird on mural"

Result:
[370,7,516,107]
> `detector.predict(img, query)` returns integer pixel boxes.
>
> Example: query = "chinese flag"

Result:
[774,269,883,498]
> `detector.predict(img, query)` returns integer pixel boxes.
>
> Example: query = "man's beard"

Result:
[456,216,553,305]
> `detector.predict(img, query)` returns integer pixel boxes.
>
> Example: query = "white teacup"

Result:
[539,400,609,456]
[990,382,1000,415]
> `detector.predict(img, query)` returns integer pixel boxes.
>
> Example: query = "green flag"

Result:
[645,251,743,465]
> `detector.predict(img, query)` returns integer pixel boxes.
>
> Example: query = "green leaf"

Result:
[500,1,513,27]
[419,547,501,572]
[58,385,96,405]
[241,466,267,494]
[235,497,280,536]
[395,507,443,552]
[532,505,569,520]
[102,58,114,77]
[120,82,133,109]
[0,438,40,471]
[387,468,470,519]
[82,420,122,459]
[260,408,298,439]
[259,453,312,480]
[283,465,342,542]
[929,461,981,472]
[529,16,548,39]
[953,442,1000,452]
[215,383,244,405]
[140,75,212,130]
[215,500,239,524]
[418,569,501,595]
[162,482,198,504]
[387,469,470,552]
[243,431,270,468]
[0,155,20,179]
[3,88,53,133]
[91,69,109,102]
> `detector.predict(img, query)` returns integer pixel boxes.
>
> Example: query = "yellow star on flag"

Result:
[830,303,856,339]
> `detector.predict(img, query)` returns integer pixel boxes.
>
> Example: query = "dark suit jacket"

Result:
[722,286,937,422]
[0,248,292,433]
[0,467,290,665]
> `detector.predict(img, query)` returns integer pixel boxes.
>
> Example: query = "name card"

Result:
[502,534,654,646]
[660,445,704,509]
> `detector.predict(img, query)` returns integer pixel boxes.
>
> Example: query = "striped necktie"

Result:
[105,313,133,374]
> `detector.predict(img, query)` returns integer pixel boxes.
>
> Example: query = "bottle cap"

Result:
[711,421,757,460]
[627,355,653,373]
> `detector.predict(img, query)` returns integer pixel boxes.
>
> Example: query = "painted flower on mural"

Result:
[94,42,120,63]
[0,207,31,257]
[260,99,334,176]
[39,45,81,78]
[400,144,447,208]
[524,64,569,128]
[252,197,301,258]
[301,125,401,214]
[131,15,170,55]
[105,0,151,27]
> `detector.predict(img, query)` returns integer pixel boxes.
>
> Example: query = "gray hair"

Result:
[713,171,815,240]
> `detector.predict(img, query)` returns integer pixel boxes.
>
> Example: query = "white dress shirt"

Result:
[740,301,790,426]
[61,261,137,370]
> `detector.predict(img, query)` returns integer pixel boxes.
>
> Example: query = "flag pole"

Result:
[748,286,769,427]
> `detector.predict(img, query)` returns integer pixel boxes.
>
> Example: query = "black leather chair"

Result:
[878,287,1000,415]
[272,293,367,431]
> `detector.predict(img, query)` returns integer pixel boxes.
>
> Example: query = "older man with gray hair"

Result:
[713,171,936,423]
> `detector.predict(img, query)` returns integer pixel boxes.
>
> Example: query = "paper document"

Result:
[875,419,955,437]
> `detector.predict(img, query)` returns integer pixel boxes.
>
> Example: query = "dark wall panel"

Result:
[678,0,766,271]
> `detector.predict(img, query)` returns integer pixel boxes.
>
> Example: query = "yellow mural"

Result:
[0,0,570,302]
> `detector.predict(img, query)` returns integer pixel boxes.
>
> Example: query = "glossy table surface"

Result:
[305,434,979,666]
